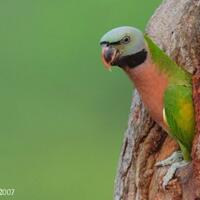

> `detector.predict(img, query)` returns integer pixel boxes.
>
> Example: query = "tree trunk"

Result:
[114,0,200,199]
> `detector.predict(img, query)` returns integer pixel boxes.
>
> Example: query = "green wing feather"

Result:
[164,84,195,160]
[144,34,195,160]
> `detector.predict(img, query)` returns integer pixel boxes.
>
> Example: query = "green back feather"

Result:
[144,35,192,86]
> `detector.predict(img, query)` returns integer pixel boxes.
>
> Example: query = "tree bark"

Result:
[114,0,200,199]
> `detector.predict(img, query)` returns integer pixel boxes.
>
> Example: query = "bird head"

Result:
[100,26,146,70]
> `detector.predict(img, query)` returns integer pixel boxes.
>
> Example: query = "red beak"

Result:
[101,46,118,70]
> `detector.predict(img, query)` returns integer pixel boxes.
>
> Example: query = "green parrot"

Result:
[99,26,195,188]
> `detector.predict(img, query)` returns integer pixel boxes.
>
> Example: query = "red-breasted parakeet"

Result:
[99,26,195,188]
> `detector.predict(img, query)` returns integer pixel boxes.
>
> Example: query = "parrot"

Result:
[99,26,195,188]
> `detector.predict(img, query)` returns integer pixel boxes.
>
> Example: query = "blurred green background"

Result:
[0,0,161,199]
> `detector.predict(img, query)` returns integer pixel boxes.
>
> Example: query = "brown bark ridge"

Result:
[114,0,200,199]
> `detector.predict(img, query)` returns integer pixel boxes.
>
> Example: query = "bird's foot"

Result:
[155,151,190,189]
[155,151,183,167]
[162,160,189,189]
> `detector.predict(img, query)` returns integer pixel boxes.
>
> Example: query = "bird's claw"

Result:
[155,151,183,167]
[161,160,189,190]
[155,151,189,189]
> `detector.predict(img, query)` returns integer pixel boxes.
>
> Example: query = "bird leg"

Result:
[162,160,189,189]
[155,151,183,167]
[155,151,189,189]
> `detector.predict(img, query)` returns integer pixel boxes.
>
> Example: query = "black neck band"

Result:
[117,49,147,68]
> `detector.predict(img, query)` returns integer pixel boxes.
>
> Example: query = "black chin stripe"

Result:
[117,49,147,68]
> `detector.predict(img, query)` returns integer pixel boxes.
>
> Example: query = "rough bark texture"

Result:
[114,0,200,199]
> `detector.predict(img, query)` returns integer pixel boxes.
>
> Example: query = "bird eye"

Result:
[121,36,131,44]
